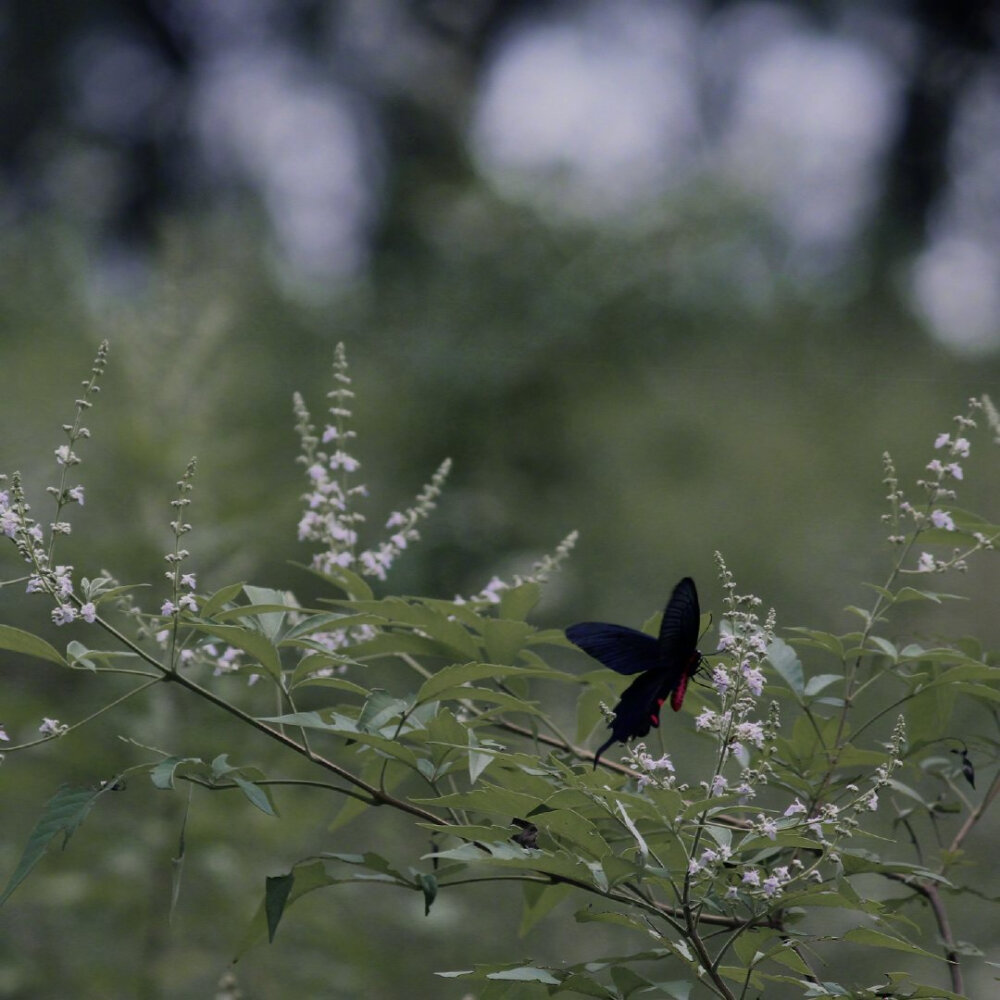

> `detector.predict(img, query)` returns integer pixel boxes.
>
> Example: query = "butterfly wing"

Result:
[593,670,676,767]
[568,578,704,767]
[565,622,659,675]
[656,576,702,711]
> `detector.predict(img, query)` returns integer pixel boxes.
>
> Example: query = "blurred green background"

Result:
[2,2,999,997]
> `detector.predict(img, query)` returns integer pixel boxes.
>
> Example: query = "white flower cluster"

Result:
[693,555,775,799]
[295,343,451,583]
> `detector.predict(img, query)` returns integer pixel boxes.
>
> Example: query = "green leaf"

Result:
[467,729,493,784]
[356,689,412,731]
[498,582,542,621]
[785,628,844,659]
[265,874,294,942]
[236,859,333,956]
[242,585,290,639]
[187,623,283,681]
[299,562,374,600]
[416,662,533,703]
[767,638,804,695]
[519,881,573,936]
[232,775,277,817]
[259,712,421,768]
[803,673,843,697]
[480,618,536,665]
[331,597,481,660]
[198,581,246,618]
[842,926,943,959]
[487,966,560,984]
[0,625,67,666]
[867,636,898,660]
[414,785,544,819]
[150,756,206,790]
[0,781,119,905]
[417,872,437,916]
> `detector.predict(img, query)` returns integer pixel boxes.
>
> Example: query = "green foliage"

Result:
[2,345,999,998]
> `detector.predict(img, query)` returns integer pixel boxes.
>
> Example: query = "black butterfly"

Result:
[566,577,703,768]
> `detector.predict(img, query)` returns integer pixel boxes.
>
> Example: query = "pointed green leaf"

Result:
[842,926,942,959]
[265,873,294,942]
[233,776,277,817]
[480,618,536,665]
[418,872,437,915]
[416,662,531,703]
[520,881,573,936]
[498,583,542,622]
[150,756,206,790]
[236,859,333,956]
[767,638,803,695]
[187,623,283,680]
[198,582,247,619]
[487,966,561,984]
[0,625,67,666]
[0,781,119,905]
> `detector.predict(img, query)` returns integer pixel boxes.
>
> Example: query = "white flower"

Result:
[51,604,77,626]
[930,510,955,531]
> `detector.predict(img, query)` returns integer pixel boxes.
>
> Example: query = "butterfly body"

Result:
[566,577,702,767]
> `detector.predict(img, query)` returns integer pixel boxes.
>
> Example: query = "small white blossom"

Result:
[80,602,97,623]
[761,875,783,898]
[711,665,729,695]
[51,604,77,626]
[695,708,716,731]
[931,510,955,531]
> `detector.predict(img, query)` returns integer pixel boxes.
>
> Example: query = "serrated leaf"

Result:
[0,781,119,905]
[0,625,67,666]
